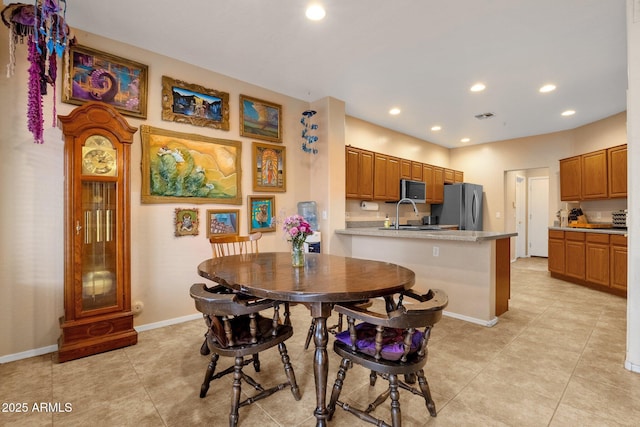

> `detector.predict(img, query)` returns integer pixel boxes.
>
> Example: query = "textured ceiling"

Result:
[59,0,628,148]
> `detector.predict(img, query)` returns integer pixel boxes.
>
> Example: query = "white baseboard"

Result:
[625,359,640,373]
[0,313,203,364]
[443,310,499,327]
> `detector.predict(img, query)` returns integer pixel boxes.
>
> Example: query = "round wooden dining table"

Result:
[197,252,415,427]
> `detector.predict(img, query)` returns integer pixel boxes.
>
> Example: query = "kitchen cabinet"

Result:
[432,166,444,203]
[548,230,565,274]
[581,149,608,199]
[548,229,627,296]
[444,168,455,184]
[560,156,581,201]
[423,163,434,202]
[608,144,627,198]
[585,233,609,286]
[373,152,400,201]
[559,144,627,201]
[411,161,423,181]
[564,231,585,280]
[346,147,374,200]
[400,159,411,179]
[610,234,627,292]
[454,170,464,183]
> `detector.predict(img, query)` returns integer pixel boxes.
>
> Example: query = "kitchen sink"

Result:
[378,225,442,231]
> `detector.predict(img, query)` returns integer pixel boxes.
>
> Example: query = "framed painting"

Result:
[240,95,282,143]
[248,195,276,233]
[175,208,199,237]
[252,142,286,192]
[161,75,230,130]
[206,209,240,237]
[141,125,242,205]
[62,44,148,119]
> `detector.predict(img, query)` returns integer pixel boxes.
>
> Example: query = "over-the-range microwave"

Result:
[400,179,426,203]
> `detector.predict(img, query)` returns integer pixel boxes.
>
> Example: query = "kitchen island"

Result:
[336,227,517,326]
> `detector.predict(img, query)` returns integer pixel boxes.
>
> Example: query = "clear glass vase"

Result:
[291,242,305,267]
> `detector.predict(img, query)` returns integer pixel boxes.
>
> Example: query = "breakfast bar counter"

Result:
[336,227,517,326]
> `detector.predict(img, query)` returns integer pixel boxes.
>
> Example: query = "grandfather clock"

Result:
[57,102,138,362]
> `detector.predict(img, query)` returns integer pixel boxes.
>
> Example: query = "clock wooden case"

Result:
[57,102,138,362]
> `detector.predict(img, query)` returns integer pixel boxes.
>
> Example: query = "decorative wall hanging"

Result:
[248,195,276,233]
[206,209,240,237]
[161,75,229,130]
[252,141,286,192]
[175,208,199,237]
[62,44,148,119]
[300,109,318,154]
[140,125,242,205]
[240,94,282,143]
[2,1,75,143]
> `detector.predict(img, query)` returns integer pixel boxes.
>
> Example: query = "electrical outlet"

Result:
[433,246,439,257]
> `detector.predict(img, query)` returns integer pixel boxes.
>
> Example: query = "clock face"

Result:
[82,147,117,176]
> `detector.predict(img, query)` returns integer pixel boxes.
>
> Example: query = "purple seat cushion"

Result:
[335,322,424,361]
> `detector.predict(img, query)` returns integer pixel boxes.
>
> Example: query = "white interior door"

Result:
[528,176,549,257]
[515,175,526,258]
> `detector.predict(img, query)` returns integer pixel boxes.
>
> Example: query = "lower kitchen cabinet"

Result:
[548,229,627,296]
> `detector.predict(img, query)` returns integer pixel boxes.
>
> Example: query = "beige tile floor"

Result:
[2,257,640,426]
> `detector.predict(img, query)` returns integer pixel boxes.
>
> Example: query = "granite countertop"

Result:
[549,226,627,236]
[336,227,517,242]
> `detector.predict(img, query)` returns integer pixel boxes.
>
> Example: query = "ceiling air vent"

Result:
[475,112,495,120]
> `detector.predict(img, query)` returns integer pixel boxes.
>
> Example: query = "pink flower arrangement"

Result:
[282,214,313,247]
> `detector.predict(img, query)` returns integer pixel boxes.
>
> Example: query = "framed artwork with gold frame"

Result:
[240,94,282,143]
[175,208,199,236]
[62,44,148,119]
[206,209,240,237]
[161,75,230,130]
[248,195,276,233]
[141,125,242,205]
[252,142,286,192]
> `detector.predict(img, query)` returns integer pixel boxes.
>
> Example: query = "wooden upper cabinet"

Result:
[444,168,455,184]
[345,147,374,199]
[400,159,411,179]
[560,155,581,201]
[608,144,627,198]
[432,166,444,204]
[454,170,464,183]
[581,149,608,199]
[423,163,434,202]
[373,152,400,201]
[411,161,423,181]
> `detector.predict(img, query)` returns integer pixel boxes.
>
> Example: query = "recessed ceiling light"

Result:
[460,137,471,143]
[306,4,326,20]
[470,83,486,92]
[539,84,556,93]
[431,125,442,131]
[561,110,576,116]
[389,107,401,115]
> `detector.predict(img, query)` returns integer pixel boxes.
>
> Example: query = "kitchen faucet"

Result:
[395,198,418,230]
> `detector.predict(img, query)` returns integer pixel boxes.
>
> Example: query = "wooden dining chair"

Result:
[200,232,275,356]
[327,289,448,427]
[190,283,301,426]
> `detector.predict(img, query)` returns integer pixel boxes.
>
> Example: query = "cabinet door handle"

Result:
[75,221,82,235]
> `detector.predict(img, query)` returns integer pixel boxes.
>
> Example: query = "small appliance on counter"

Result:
[612,210,627,228]
[422,215,438,225]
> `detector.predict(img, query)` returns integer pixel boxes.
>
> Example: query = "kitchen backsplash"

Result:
[560,199,627,224]
[345,199,428,226]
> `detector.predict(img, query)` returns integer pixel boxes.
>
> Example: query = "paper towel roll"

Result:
[361,201,379,211]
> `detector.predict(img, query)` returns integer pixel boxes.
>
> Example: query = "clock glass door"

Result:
[81,181,118,312]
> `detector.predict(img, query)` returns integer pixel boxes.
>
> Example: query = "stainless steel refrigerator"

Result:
[431,183,483,230]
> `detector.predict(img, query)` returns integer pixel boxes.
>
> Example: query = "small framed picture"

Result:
[240,95,282,143]
[248,195,276,233]
[161,75,230,130]
[252,142,286,192]
[207,209,240,237]
[175,208,199,237]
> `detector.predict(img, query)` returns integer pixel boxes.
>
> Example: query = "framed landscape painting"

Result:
[248,195,276,233]
[252,142,286,192]
[240,95,282,143]
[141,125,242,205]
[62,44,148,118]
[207,209,240,237]
[161,76,230,130]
